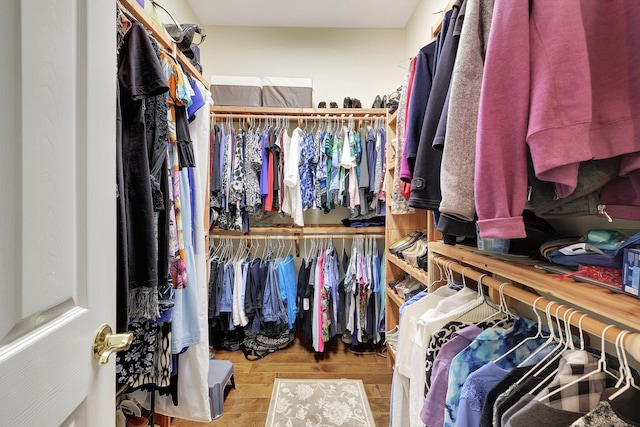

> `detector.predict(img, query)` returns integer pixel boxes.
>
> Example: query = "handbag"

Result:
[241,326,296,361]
[164,24,206,51]
[150,1,207,72]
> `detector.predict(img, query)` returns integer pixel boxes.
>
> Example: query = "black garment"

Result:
[409,0,465,211]
[403,40,437,177]
[117,20,169,325]
[479,366,531,427]
[437,213,477,238]
[493,358,561,426]
[208,260,219,319]
[298,259,314,346]
[245,259,263,333]
[211,125,222,192]
[144,38,169,212]
[337,249,349,334]
[175,105,196,168]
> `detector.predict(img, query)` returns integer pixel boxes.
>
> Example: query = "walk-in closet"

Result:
[3,1,640,427]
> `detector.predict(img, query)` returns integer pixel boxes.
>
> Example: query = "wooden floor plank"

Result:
[171,338,392,426]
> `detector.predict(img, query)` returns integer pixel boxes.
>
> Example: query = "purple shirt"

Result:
[456,361,510,427]
[420,325,483,427]
[259,130,269,197]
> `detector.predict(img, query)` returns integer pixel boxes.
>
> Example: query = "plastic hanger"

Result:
[534,312,615,402]
[527,307,581,396]
[517,300,563,368]
[451,273,502,323]
[493,296,551,366]
[512,301,563,385]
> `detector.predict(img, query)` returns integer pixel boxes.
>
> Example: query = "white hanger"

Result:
[535,312,614,402]
[518,300,566,369]
[527,307,580,396]
[493,296,550,366]
[609,330,640,400]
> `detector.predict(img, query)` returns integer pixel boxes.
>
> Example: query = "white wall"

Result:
[404,0,448,58]
[200,26,407,108]
[143,0,202,27]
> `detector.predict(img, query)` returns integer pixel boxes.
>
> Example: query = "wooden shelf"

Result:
[387,110,398,127]
[387,252,430,286]
[429,241,640,332]
[387,344,397,367]
[386,284,406,309]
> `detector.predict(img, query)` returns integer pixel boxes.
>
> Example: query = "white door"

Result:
[0,1,117,426]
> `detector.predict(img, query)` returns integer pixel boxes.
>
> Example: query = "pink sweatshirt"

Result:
[475,0,640,239]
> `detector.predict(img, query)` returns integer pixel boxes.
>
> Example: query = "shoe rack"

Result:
[384,110,439,367]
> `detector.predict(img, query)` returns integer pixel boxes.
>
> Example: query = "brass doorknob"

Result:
[92,324,133,366]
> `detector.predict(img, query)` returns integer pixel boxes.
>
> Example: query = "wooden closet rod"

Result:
[430,254,640,363]
[119,0,209,88]
[211,106,387,117]
[211,233,384,240]
[212,114,386,122]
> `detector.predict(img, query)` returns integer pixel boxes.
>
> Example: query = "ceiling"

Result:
[188,0,421,29]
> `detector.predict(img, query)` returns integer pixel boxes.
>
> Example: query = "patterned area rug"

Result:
[266,378,376,427]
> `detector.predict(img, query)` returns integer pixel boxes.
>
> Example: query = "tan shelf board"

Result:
[299,226,385,236]
[386,252,430,286]
[387,344,397,367]
[429,241,640,332]
[388,110,398,126]
[386,284,405,308]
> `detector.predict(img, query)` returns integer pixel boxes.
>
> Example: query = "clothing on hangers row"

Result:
[391,257,640,427]
[207,235,385,353]
[395,1,640,242]
[209,115,387,232]
[115,7,212,421]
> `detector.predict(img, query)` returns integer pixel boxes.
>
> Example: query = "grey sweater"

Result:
[439,0,495,221]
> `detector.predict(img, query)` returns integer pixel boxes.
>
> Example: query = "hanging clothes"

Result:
[115,19,168,387]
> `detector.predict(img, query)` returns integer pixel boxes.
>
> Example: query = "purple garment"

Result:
[188,168,195,243]
[187,78,205,122]
[260,130,269,197]
[420,325,483,427]
[219,125,226,206]
[456,361,510,427]
[475,0,640,239]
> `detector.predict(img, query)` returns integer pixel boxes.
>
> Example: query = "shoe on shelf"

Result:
[389,231,422,249]
[401,238,428,267]
[329,101,339,108]
[372,95,382,108]
[417,253,429,272]
[389,232,423,257]
[317,101,327,108]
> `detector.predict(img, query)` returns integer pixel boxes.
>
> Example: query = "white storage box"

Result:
[210,75,262,107]
[262,76,313,108]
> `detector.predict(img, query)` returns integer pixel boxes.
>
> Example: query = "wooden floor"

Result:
[171,337,393,427]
